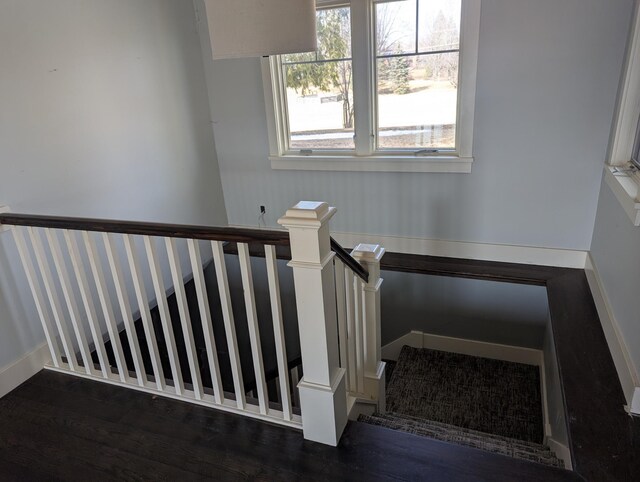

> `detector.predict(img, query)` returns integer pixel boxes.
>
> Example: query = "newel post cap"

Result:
[351,244,385,263]
[278,201,337,228]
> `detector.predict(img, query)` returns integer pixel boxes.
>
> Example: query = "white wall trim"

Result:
[546,437,573,471]
[333,231,588,269]
[603,166,640,227]
[585,253,640,413]
[0,343,51,399]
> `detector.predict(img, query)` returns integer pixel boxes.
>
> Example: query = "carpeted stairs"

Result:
[359,345,564,469]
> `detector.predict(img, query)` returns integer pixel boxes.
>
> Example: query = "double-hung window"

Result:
[263,0,481,172]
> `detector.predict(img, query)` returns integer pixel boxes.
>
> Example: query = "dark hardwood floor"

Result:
[0,370,581,482]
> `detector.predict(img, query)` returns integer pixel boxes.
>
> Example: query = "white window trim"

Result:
[262,0,481,173]
[606,1,640,226]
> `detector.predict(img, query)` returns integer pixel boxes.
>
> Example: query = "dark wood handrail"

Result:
[0,213,290,246]
[330,237,369,283]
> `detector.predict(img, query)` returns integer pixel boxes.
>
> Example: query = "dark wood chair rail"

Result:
[330,237,369,283]
[0,213,291,246]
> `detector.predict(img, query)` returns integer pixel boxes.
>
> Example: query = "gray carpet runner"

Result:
[359,346,563,469]
[386,345,543,443]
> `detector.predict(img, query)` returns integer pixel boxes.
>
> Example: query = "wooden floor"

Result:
[0,370,582,482]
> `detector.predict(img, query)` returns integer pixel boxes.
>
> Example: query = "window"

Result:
[606,0,640,226]
[263,0,481,172]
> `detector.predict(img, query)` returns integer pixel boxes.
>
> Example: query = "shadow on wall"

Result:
[380,270,550,350]
[0,232,45,369]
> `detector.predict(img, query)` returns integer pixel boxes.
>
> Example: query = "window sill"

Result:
[604,166,640,226]
[269,155,473,173]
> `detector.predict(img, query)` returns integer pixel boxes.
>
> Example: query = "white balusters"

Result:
[84,231,129,382]
[46,229,94,375]
[166,238,204,400]
[187,239,223,404]
[145,236,185,394]
[3,201,386,441]
[123,234,165,390]
[64,231,110,378]
[104,233,146,386]
[12,227,62,367]
[28,227,77,370]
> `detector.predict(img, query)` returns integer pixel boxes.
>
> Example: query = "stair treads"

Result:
[386,346,544,444]
[358,413,564,469]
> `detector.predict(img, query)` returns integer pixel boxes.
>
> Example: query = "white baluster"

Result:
[345,268,357,393]
[238,243,268,415]
[265,244,292,421]
[351,244,386,409]
[187,238,224,404]
[354,277,365,394]
[334,258,349,392]
[64,231,110,378]
[12,227,61,367]
[144,236,185,395]
[103,233,146,386]
[211,241,246,409]
[83,232,128,382]
[278,201,347,446]
[29,227,77,371]
[123,234,165,390]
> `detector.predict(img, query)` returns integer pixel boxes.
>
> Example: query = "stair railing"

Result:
[0,201,385,447]
[0,209,298,428]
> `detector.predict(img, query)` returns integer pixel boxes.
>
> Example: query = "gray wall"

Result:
[0,0,227,369]
[381,271,550,349]
[204,0,632,251]
[590,177,640,395]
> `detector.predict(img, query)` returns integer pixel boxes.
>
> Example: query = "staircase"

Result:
[358,345,565,469]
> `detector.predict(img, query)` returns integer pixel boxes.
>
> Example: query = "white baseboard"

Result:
[227,223,587,269]
[382,331,543,366]
[0,343,51,399]
[585,254,640,413]
[546,437,573,470]
[333,231,588,269]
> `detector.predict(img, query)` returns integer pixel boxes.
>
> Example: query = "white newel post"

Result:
[351,244,386,411]
[278,201,347,446]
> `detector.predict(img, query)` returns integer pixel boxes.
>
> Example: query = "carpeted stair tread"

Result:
[358,413,564,469]
[369,411,550,452]
[386,345,544,443]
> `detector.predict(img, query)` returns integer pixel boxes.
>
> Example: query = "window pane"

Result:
[317,7,351,60]
[377,53,458,149]
[283,7,354,150]
[418,0,461,52]
[376,0,417,56]
[285,60,355,150]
